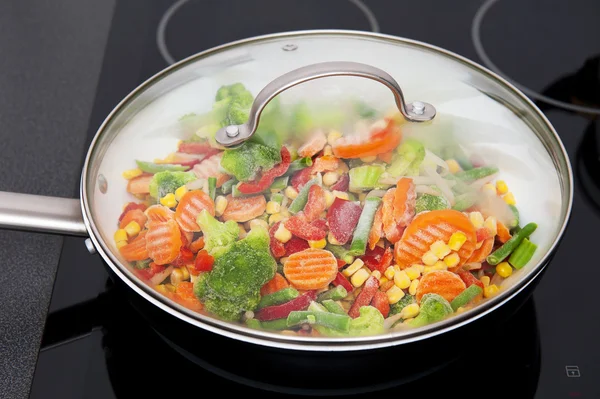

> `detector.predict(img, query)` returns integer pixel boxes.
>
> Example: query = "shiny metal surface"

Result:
[215,61,436,147]
[0,191,87,236]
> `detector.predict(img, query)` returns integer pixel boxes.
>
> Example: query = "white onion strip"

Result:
[424,165,455,205]
[415,185,441,196]
[424,149,449,172]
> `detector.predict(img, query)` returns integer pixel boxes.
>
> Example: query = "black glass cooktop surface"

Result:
[30,1,600,398]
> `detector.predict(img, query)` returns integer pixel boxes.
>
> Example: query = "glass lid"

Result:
[83,31,571,346]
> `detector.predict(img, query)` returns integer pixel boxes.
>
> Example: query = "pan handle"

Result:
[0,191,88,236]
[215,61,436,147]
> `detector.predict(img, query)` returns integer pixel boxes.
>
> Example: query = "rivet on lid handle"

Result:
[215,61,436,147]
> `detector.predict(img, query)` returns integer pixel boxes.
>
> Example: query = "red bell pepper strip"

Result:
[371,291,390,318]
[327,197,362,245]
[269,222,286,258]
[311,218,328,232]
[348,276,380,318]
[332,272,353,292]
[237,147,291,194]
[284,214,327,241]
[377,247,394,273]
[194,250,214,273]
[303,185,326,222]
[330,174,349,192]
[336,259,347,269]
[171,246,195,266]
[457,270,484,291]
[255,290,317,321]
[291,166,314,191]
[361,246,385,272]
[178,141,220,156]
[284,236,310,256]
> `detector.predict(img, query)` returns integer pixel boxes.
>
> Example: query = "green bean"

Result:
[135,160,187,173]
[284,157,313,176]
[487,222,538,265]
[454,166,499,182]
[288,177,320,214]
[220,179,236,195]
[260,318,290,330]
[325,244,355,265]
[317,286,348,302]
[286,311,351,332]
[208,177,217,201]
[508,204,520,230]
[257,287,299,310]
[308,301,328,313]
[321,300,347,315]
[245,318,261,329]
[508,238,538,269]
[450,285,483,311]
[269,176,289,192]
[349,197,382,256]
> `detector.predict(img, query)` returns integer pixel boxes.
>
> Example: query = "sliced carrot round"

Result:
[145,205,175,226]
[175,190,215,232]
[120,230,149,261]
[119,209,148,229]
[312,155,340,173]
[127,174,153,195]
[382,188,404,243]
[466,237,494,263]
[146,220,183,265]
[332,120,401,159]
[221,194,266,222]
[283,248,338,290]
[368,204,383,250]
[394,209,476,269]
[496,221,512,244]
[415,270,466,303]
[393,177,416,227]
[297,131,327,158]
[260,273,290,296]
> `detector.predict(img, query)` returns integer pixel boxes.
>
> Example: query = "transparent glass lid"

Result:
[85,31,570,341]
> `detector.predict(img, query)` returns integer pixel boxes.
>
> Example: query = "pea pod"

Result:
[257,287,299,310]
[136,160,188,173]
[454,166,499,182]
[349,197,382,256]
[508,238,538,269]
[288,177,320,214]
[487,222,538,265]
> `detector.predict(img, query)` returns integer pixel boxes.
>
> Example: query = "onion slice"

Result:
[415,185,441,196]
[424,165,455,205]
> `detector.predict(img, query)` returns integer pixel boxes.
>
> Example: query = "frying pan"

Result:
[0,30,572,351]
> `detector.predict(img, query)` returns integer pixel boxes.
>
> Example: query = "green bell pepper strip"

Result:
[286,311,351,332]
[288,177,320,214]
[317,286,348,302]
[268,176,289,192]
[349,197,382,256]
[487,222,538,265]
[321,299,347,315]
[284,157,313,176]
[208,177,217,201]
[270,193,285,204]
[454,166,499,182]
[256,287,299,310]
[136,160,188,173]
[508,238,538,269]
[450,285,483,311]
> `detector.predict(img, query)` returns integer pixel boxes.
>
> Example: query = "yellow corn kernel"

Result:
[409,279,419,295]
[249,219,269,231]
[124,221,141,238]
[238,223,247,239]
[160,193,177,208]
[155,284,168,294]
[332,190,349,200]
[163,283,177,293]
[351,268,370,287]
[384,266,396,280]
[376,239,386,248]
[404,266,422,280]
[309,238,327,249]
[469,212,484,229]
[386,285,405,304]
[114,229,128,243]
[360,155,377,163]
[424,261,448,274]
[443,252,460,268]
[327,231,341,246]
[279,257,289,265]
[503,192,516,205]
[371,270,382,280]
[481,275,490,287]
[322,171,339,186]
[496,262,513,278]
[400,303,420,319]
[430,240,451,259]
[394,270,411,289]
[484,216,498,236]
[122,168,143,180]
[445,159,462,174]
[174,185,188,201]
[268,213,286,225]
[116,240,128,249]
[170,268,186,285]
[274,223,292,243]
[324,190,335,209]
[215,195,228,217]
[481,183,497,197]
[343,258,365,277]
[448,231,467,251]
[323,145,333,156]
[379,277,389,285]
[284,186,298,200]
[496,180,508,195]
[266,200,281,214]
[421,251,438,266]
[358,192,368,203]
[327,129,342,145]
[455,306,467,314]
[484,284,500,298]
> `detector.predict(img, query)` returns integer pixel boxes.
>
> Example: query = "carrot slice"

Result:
[466,237,494,263]
[332,120,401,159]
[175,190,215,232]
[283,248,338,290]
[260,273,290,296]
[394,209,476,269]
[368,205,384,250]
[312,155,340,173]
[119,209,148,229]
[221,194,266,222]
[145,205,175,226]
[496,221,512,244]
[415,270,466,303]
[170,282,203,312]
[297,131,327,158]
[146,220,183,265]
[382,188,404,243]
[393,177,416,226]
[192,152,229,187]
[189,236,205,253]
[119,230,149,261]
[127,174,153,195]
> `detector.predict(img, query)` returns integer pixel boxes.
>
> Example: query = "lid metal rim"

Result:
[80,29,573,351]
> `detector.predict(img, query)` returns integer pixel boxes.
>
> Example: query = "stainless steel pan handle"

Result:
[215,61,436,147]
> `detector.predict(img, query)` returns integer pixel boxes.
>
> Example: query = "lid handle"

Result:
[215,61,436,147]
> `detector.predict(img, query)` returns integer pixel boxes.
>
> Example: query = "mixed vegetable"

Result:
[115,83,539,336]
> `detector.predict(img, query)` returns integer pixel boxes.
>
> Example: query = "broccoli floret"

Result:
[196,210,239,254]
[316,306,385,337]
[148,171,196,199]
[194,226,276,321]
[389,294,415,316]
[415,194,450,214]
[408,293,453,328]
[387,138,425,177]
[221,141,281,181]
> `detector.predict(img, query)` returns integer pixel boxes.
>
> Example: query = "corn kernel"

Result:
[323,145,333,156]
[386,285,405,304]
[116,240,128,249]
[394,270,411,289]
[503,192,516,205]
[124,221,141,238]
[343,258,365,277]
[114,229,128,243]
[484,284,500,298]
[496,262,513,278]
[360,155,377,163]
[160,193,177,208]
[481,183,497,197]
[455,306,467,314]
[249,219,269,231]
[351,268,370,287]
[448,231,467,251]
[484,216,498,236]
[327,129,342,145]
[237,223,247,239]
[424,261,448,274]
[266,201,281,214]
[215,195,228,217]
[384,266,396,280]
[481,275,490,287]
[284,186,298,200]
[358,192,368,203]
[400,303,420,319]
[379,277,389,285]
[323,172,339,186]
[469,212,484,229]
[496,180,508,195]
[122,168,143,180]
[174,185,188,201]
[443,252,460,268]
[430,240,451,259]
[274,223,292,243]
[163,283,177,293]
[280,257,289,265]
[421,251,438,266]
[332,190,349,200]
[268,213,287,225]
[170,268,185,285]
[409,279,419,295]
[320,189,335,209]
[371,270,382,280]
[404,266,422,280]
[376,239,385,248]
[309,238,327,249]
[445,159,462,174]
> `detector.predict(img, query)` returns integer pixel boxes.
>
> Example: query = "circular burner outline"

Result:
[472,0,600,115]
[157,0,380,65]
